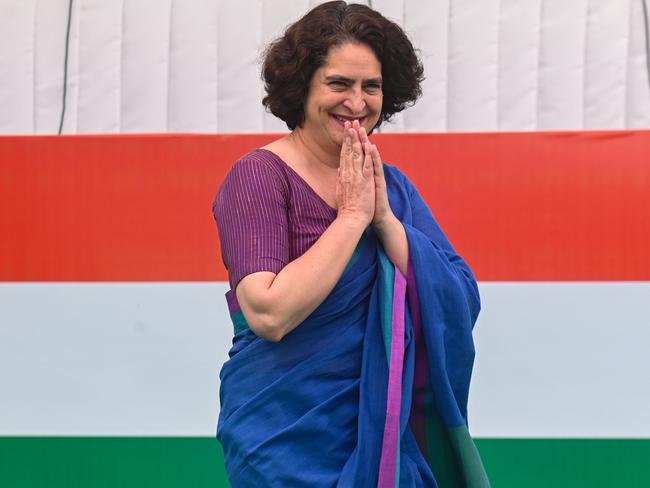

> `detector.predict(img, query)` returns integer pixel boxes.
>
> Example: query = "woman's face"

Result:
[301,42,383,151]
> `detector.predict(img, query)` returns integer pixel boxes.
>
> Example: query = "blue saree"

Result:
[217,165,490,487]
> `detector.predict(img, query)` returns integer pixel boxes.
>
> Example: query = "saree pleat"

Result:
[217,165,490,487]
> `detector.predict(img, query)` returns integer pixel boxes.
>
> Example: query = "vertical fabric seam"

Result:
[256,0,266,132]
[165,0,174,132]
[641,0,650,107]
[495,0,501,130]
[623,0,633,128]
[73,0,79,133]
[215,0,219,132]
[32,0,37,133]
[401,0,406,130]
[582,0,591,130]
[445,0,452,131]
[118,0,124,133]
[535,0,544,131]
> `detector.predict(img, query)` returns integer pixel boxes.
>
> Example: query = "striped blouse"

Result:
[213,148,337,290]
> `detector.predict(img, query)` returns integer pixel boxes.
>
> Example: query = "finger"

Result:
[371,144,383,172]
[350,127,363,171]
[340,125,352,175]
[341,122,351,156]
[352,119,370,147]
[362,142,373,178]
[343,120,352,152]
[345,128,357,175]
[371,144,386,185]
[358,125,370,146]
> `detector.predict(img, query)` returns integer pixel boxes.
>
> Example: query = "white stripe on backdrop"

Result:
[1,282,649,437]
[1,0,650,134]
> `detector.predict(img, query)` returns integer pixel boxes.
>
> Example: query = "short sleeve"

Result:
[213,154,290,289]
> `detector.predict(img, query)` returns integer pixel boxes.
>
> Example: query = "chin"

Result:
[329,129,345,147]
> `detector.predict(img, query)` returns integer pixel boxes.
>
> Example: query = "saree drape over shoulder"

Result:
[217,165,490,487]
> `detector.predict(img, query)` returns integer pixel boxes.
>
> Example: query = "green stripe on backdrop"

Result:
[0,437,649,487]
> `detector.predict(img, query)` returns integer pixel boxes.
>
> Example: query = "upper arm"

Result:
[213,155,290,340]
[235,271,281,340]
[213,156,290,290]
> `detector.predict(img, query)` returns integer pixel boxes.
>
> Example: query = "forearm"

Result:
[256,215,367,340]
[373,214,408,277]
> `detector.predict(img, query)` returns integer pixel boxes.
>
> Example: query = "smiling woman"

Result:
[211,1,489,486]
[261,1,423,133]
[301,42,383,154]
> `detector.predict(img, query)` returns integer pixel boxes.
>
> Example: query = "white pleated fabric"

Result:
[0,0,649,134]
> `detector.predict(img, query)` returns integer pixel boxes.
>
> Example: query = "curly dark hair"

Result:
[262,1,424,131]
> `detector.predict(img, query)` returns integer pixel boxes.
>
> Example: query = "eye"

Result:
[364,83,382,93]
[329,81,348,90]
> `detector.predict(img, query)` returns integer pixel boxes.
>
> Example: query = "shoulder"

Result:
[220,149,290,196]
[214,149,289,213]
[227,149,288,185]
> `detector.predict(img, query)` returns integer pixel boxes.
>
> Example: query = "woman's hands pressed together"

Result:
[336,120,409,277]
[335,120,376,228]
[335,119,396,231]
[353,120,394,230]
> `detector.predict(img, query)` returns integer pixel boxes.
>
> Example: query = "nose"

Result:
[343,87,365,115]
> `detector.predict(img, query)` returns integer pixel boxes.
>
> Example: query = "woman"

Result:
[213,2,489,486]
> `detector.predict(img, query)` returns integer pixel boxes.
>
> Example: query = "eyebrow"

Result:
[324,75,383,84]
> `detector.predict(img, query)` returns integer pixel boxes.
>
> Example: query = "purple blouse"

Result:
[213,148,338,290]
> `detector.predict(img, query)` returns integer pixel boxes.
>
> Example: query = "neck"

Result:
[290,127,340,170]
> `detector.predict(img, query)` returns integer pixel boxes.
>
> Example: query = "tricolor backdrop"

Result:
[2,0,650,486]
[1,131,649,487]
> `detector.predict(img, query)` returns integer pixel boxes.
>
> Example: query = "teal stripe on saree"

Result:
[376,251,404,487]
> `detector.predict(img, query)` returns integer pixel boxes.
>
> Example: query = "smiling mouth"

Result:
[330,114,365,126]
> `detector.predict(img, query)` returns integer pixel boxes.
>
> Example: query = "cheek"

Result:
[370,96,383,120]
[373,94,383,112]
[323,94,346,111]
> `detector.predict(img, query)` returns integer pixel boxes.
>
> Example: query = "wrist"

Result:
[372,213,399,235]
[336,212,370,232]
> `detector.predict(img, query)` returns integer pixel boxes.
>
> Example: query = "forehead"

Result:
[320,42,381,78]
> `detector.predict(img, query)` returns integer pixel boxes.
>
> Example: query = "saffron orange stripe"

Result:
[1,131,648,281]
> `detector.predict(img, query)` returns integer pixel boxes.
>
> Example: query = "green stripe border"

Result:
[0,437,648,487]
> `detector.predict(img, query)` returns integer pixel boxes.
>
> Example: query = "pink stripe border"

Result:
[377,268,407,487]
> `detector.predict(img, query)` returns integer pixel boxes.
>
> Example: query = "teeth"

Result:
[334,116,359,123]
